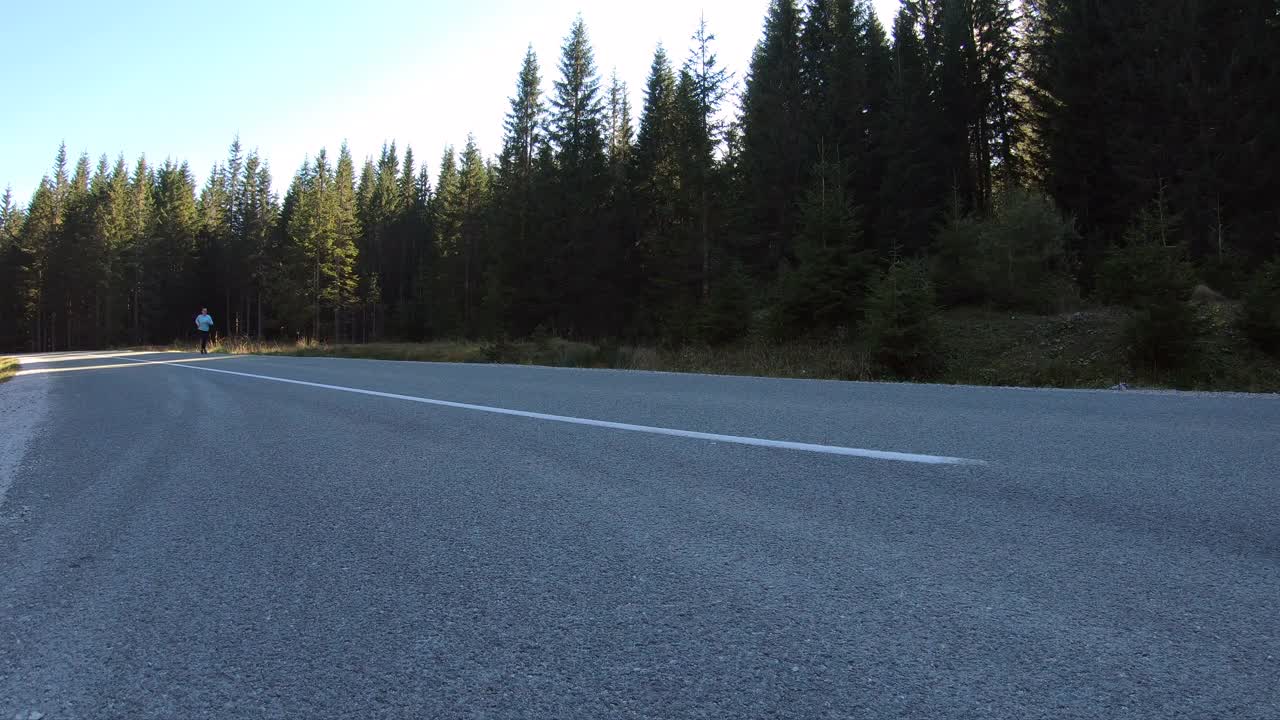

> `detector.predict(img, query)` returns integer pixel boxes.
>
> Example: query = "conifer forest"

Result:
[2,1,1278,381]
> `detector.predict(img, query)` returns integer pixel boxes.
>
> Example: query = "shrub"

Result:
[772,247,874,339]
[1126,301,1200,380]
[862,258,943,379]
[1241,260,1280,356]
[1198,248,1250,298]
[933,189,1078,313]
[772,158,874,338]
[699,259,754,345]
[1099,202,1201,377]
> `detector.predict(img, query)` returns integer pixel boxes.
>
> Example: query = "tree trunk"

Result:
[701,185,710,303]
[313,257,320,342]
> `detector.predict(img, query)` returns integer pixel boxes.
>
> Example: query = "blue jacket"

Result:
[196,314,214,332]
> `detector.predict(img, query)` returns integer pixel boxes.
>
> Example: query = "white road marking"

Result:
[119,355,986,466]
[17,356,234,375]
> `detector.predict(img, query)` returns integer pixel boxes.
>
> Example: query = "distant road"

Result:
[2,351,1278,719]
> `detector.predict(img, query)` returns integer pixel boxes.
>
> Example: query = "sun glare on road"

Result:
[15,355,241,376]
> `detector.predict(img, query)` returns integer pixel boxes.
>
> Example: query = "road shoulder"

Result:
[0,361,51,509]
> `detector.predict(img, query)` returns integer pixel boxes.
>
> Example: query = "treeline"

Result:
[2,0,1278,374]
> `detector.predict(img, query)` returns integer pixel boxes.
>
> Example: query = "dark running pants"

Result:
[199,330,210,353]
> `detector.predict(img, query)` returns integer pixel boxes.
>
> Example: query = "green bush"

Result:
[933,189,1078,313]
[1097,203,1196,306]
[772,158,874,338]
[1241,260,1280,356]
[933,213,986,306]
[862,258,944,379]
[699,259,754,345]
[1126,301,1200,380]
[772,247,874,338]
[1198,249,1250,298]
[1098,202,1201,377]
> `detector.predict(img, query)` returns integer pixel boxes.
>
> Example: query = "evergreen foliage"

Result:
[0,5,1274,385]
[934,189,1077,312]
[1240,260,1280,357]
[862,258,943,378]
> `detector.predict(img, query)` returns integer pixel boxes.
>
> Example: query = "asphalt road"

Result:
[1,350,1277,719]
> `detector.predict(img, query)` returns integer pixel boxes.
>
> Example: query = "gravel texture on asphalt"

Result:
[2,351,1277,719]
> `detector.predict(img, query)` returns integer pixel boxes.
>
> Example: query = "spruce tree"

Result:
[634,45,682,244]
[682,16,733,305]
[0,187,31,350]
[22,179,58,351]
[432,146,461,335]
[876,5,947,255]
[456,136,490,336]
[606,70,635,175]
[548,16,610,335]
[284,150,340,340]
[124,156,153,344]
[774,155,871,337]
[144,161,200,342]
[494,46,550,337]
[633,45,688,337]
[739,0,805,274]
[90,155,133,346]
[330,143,361,341]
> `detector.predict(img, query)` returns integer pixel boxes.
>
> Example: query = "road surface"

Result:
[2,350,1277,719]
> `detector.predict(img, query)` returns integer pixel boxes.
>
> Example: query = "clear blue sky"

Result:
[1,1,901,205]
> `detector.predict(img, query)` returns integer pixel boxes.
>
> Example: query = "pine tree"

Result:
[391,145,428,338]
[606,70,635,175]
[265,168,311,336]
[22,178,59,351]
[431,146,461,335]
[634,44,682,246]
[144,161,200,342]
[862,256,944,378]
[0,187,31,350]
[901,0,1024,215]
[876,5,947,256]
[329,143,361,342]
[237,152,278,339]
[548,16,610,335]
[0,187,22,245]
[494,46,550,337]
[739,0,805,274]
[799,0,842,157]
[456,136,490,336]
[42,153,96,349]
[285,150,341,340]
[549,18,608,173]
[682,16,733,304]
[220,137,247,327]
[604,70,640,335]
[124,156,153,344]
[853,2,893,250]
[633,45,689,337]
[89,155,133,346]
[774,155,871,336]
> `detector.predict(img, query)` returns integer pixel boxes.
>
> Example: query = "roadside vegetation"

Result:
[0,357,17,384]
[6,3,1277,394]
[206,301,1280,393]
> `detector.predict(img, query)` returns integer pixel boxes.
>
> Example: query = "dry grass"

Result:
[613,342,875,382]
[214,336,607,368]
[0,357,16,384]
[939,307,1133,389]
[215,336,875,382]
[197,304,1280,392]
